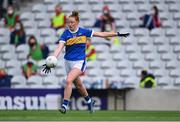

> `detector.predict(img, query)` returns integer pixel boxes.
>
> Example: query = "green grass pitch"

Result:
[0,110,180,121]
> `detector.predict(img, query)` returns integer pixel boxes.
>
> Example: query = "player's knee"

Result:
[76,82,83,89]
[66,79,73,87]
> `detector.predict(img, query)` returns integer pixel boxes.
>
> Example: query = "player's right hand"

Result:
[42,64,51,74]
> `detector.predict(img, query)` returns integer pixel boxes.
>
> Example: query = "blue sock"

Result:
[84,96,92,103]
[62,99,69,109]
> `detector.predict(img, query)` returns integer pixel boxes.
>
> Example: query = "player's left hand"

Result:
[117,32,130,38]
[42,64,51,74]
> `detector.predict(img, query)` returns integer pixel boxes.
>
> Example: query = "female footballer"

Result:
[43,11,129,114]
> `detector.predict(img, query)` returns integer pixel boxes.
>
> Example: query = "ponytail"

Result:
[69,10,79,22]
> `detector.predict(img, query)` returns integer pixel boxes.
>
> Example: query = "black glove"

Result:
[117,32,130,37]
[42,64,51,74]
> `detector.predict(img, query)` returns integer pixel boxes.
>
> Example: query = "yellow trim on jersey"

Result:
[66,36,87,45]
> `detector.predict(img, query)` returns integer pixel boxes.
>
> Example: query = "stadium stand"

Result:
[0,0,180,89]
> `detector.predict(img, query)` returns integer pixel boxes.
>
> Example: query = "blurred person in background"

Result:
[51,3,66,30]
[10,21,26,47]
[140,5,161,30]
[94,5,115,32]
[0,0,13,20]
[0,68,12,88]
[140,70,156,88]
[22,59,38,79]
[94,5,120,46]
[86,40,96,62]
[4,5,19,31]
[27,35,49,61]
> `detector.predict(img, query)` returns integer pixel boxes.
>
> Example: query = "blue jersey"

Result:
[59,27,93,61]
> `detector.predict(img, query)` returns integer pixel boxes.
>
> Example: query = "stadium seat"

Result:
[26,28,40,37]
[145,52,160,61]
[41,28,56,37]
[134,0,147,4]
[77,5,89,13]
[0,36,10,45]
[86,61,99,69]
[0,60,5,68]
[121,36,136,45]
[23,20,37,29]
[133,59,148,70]
[169,37,180,45]
[174,77,180,86]
[162,20,175,28]
[32,4,47,13]
[129,52,144,61]
[154,68,168,78]
[153,36,167,45]
[157,44,170,53]
[166,28,178,37]
[0,45,15,53]
[125,44,140,53]
[44,0,59,4]
[122,76,139,88]
[87,68,102,77]
[7,68,22,76]
[16,44,29,53]
[97,52,112,61]
[138,4,150,12]
[161,52,176,61]
[94,45,110,53]
[165,0,177,4]
[103,68,118,78]
[116,19,130,28]
[138,36,151,45]
[110,45,122,53]
[173,13,180,20]
[38,20,51,28]
[89,0,101,4]
[122,4,137,12]
[127,12,139,20]
[55,68,66,77]
[170,69,180,77]
[74,0,85,4]
[157,77,173,88]
[92,4,103,12]
[27,75,43,88]
[120,69,136,78]
[43,76,60,88]
[173,45,180,53]
[149,60,165,70]
[169,4,180,12]
[117,60,132,69]
[150,28,165,37]
[0,28,10,36]
[101,60,114,69]
[2,52,17,61]
[160,12,170,20]
[20,12,34,21]
[134,28,149,37]
[6,59,21,69]
[112,52,128,61]
[166,60,179,69]
[17,52,28,61]
[11,75,27,88]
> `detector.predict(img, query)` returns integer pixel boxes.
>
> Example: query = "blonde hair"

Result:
[69,10,79,22]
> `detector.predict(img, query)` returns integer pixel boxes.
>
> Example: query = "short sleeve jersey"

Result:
[59,27,93,61]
